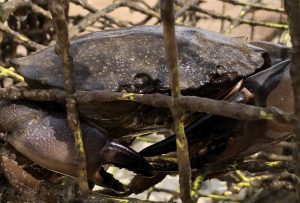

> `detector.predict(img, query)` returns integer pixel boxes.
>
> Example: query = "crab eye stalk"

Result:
[133,73,151,89]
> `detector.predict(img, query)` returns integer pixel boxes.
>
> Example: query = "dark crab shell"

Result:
[10,26,265,136]
[11,26,264,95]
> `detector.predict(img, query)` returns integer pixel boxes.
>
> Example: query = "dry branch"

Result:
[0,22,46,51]
[160,0,192,202]
[0,0,26,22]
[126,1,160,20]
[175,0,202,18]
[220,0,285,13]
[190,5,288,29]
[0,87,296,124]
[70,0,132,27]
[223,0,258,35]
[49,0,88,192]
[0,147,62,202]
[251,152,293,161]
[69,1,125,37]
[285,0,300,200]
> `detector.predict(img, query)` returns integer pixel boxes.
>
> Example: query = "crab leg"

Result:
[140,59,292,158]
[139,91,249,157]
[0,100,153,191]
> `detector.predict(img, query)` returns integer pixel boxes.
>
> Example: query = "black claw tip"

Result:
[101,142,154,177]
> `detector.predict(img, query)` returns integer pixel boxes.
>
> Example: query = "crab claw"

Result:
[140,59,292,159]
[0,100,154,191]
[100,141,154,177]
[139,92,246,157]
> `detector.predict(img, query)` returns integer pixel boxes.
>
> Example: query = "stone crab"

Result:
[0,25,293,189]
[0,99,154,192]
[10,26,271,138]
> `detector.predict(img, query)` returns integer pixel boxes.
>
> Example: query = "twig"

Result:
[49,0,88,192]
[174,0,203,19]
[284,0,300,200]
[129,1,159,26]
[0,148,60,202]
[102,15,132,27]
[70,0,132,27]
[70,0,97,12]
[277,141,296,150]
[190,5,288,29]
[198,193,242,201]
[75,192,174,203]
[160,1,193,202]
[224,0,260,35]
[237,160,295,173]
[0,22,46,51]
[232,170,297,193]
[220,0,285,14]
[220,1,226,33]
[147,158,295,179]
[251,152,293,162]
[69,1,125,37]
[203,160,295,176]
[0,87,296,125]
[31,3,52,19]
[125,1,160,20]
[0,0,51,21]
[191,171,206,199]
[0,0,26,22]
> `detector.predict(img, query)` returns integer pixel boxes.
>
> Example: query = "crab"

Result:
[0,99,154,192]
[10,26,269,138]
[0,25,293,190]
[140,57,293,169]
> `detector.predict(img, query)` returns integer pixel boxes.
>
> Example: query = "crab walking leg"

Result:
[139,90,250,157]
[0,100,153,191]
[140,59,292,158]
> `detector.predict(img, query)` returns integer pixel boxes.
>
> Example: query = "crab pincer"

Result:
[140,58,293,168]
[0,100,154,191]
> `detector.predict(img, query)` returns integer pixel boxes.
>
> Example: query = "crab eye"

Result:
[133,73,151,90]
